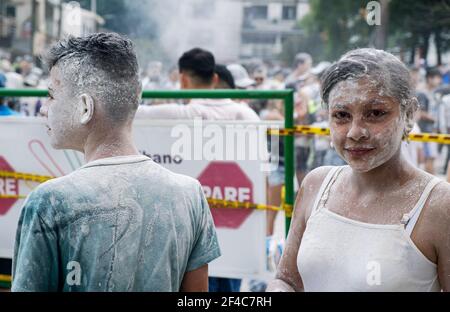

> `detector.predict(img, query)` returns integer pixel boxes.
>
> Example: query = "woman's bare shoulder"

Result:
[302,166,336,188]
[295,166,338,220]
[427,179,450,224]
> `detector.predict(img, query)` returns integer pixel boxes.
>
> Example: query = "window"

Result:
[6,6,16,18]
[242,32,276,45]
[282,6,297,20]
[245,5,268,20]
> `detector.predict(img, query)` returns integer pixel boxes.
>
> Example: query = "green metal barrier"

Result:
[0,88,295,236]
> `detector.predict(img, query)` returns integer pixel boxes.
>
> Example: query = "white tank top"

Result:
[297,166,441,292]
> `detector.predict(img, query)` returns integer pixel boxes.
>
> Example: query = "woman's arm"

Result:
[267,166,333,292]
[433,184,450,291]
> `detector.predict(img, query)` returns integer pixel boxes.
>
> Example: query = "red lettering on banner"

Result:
[198,162,253,229]
[0,156,19,215]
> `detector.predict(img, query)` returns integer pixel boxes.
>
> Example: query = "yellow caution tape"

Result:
[284,204,294,218]
[0,171,290,213]
[0,194,290,213]
[268,126,330,136]
[0,171,54,183]
[268,126,450,145]
[207,198,288,213]
[0,274,11,283]
[280,185,294,218]
[0,195,26,199]
[407,133,450,144]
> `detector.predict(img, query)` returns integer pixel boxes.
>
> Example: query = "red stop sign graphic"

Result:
[198,162,253,229]
[0,156,19,215]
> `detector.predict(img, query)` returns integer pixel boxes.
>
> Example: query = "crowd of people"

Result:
[0,53,46,116]
[3,39,450,291]
[5,32,450,292]
[3,48,450,180]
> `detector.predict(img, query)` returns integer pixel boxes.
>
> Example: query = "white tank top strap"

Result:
[402,177,441,236]
[311,166,345,214]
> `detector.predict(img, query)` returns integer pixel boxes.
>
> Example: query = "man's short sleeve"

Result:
[186,183,221,272]
[11,190,60,292]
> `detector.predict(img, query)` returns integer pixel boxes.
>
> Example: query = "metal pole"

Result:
[0,89,293,99]
[284,91,295,237]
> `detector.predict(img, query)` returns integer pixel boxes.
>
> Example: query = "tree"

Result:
[294,0,450,65]
[389,0,450,65]
[279,15,326,66]
[300,0,373,61]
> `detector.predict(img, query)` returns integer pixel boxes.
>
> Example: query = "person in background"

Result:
[0,95,20,116]
[309,109,330,169]
[214,64,235,90]
[438,92,450,179]
[136,49,258,121]
[227,63,255,90]
[416,68,442,174]
[207,64,243,293]
[401,123,423,168]
[0,62,20,116]
[285,53,313,91]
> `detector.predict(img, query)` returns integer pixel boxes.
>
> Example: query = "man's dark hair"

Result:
[215,64,235,89]
[178,48,215,85]
[42,32,141,123]
[426,67,441,80]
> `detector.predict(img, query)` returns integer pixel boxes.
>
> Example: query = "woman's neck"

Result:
[349,150,416,193]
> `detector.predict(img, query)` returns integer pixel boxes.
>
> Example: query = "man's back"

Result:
[12,155,220,291]
[136,99,260,121]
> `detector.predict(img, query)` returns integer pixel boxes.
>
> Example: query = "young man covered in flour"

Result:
[11,33,221,292]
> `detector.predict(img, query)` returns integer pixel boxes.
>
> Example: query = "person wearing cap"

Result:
[136,48,259,120]
[206,64,246,292]
[0,98,20,116]
[285,53,313,90]
[226,63,255,90]
[214,64,235,89]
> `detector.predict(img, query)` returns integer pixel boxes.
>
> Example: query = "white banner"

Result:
[0,117,280,279]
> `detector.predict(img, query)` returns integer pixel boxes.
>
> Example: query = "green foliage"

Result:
[389,0,450,63]
[290,0,450,64]
[303,0,373,61]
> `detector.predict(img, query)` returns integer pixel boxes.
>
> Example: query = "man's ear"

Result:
[180,72,190,89]
[212,73,219,87]
[79,94,94,125]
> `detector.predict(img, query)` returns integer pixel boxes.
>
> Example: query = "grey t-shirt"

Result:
[12,155,221,291]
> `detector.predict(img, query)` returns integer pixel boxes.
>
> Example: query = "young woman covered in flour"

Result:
[267,48,450,292]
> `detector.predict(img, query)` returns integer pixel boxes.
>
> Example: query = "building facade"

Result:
[0,0,103,58]
[240,0,309,60]
[159,0,309,63]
